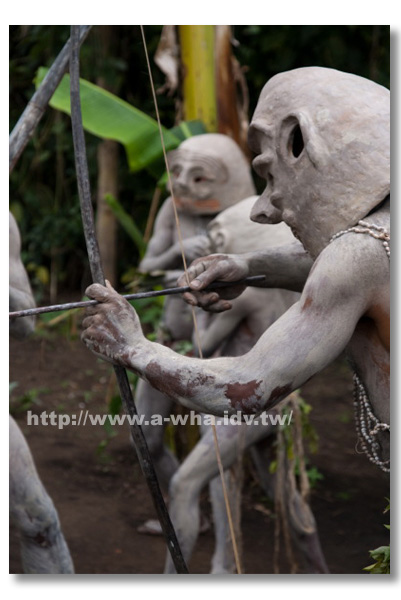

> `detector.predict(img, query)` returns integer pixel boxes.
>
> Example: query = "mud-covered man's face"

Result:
[168,150,228,215]
[247,67,390,257]
[166,133,256,216]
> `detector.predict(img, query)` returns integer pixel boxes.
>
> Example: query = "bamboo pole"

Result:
[178,26,217,132]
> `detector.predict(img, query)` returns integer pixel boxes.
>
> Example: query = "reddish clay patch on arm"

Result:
[145,361,191,399]
[224,380,264,413]
[145,361,221,401]
[268,384,292,406]
[301,296,313,311]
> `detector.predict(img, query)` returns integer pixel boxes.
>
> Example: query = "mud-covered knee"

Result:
[169,469,198,502]
[13,498,61,547]
[169,471,186,499]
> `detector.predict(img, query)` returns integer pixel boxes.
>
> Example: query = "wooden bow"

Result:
[69,25,188,574]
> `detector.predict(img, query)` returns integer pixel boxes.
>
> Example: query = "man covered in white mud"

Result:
[81,67,390,474]
[134,133,256,493]
[9,212,74,573]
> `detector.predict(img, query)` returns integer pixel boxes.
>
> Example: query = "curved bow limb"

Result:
[69,25,188,574]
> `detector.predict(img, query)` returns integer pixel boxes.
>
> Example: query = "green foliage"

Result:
[35,68,206,181]
[10,386,49,415]
[364,500,390,574]
[129,296,164,338]
[271,396,323,488]
[105,194,146,257]
[174,340,194,356]
[281,396,320,456]
[35,67,183,175]
[302,464,324,488]
[364,545,390,574]
[336,491,354,501]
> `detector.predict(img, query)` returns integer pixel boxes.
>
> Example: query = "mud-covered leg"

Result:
[209,469,242,574]
[9,416,74,574]
[164,417,273,573]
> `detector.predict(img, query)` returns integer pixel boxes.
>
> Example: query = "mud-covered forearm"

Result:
[140,235,212,273]
[246,242,313,292]
[131,338,266,416]
[129,285,351,418]
[139,243,184,272]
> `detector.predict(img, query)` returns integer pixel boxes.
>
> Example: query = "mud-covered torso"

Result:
[345,202,390,462]
[161,208,217,341]
[172,210,212,242]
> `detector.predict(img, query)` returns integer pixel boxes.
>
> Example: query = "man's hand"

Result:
[81,280,145,368]
[179,235,212,264]
[177,253,250,312]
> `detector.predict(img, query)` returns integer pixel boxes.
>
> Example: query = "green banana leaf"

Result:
[35,67,206,177]
[104,194,146,257]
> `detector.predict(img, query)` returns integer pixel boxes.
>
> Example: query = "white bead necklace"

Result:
[330,219,390,259]
[330,219,390,473]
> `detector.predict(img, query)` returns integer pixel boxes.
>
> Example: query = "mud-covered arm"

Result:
[177,240,313,312]
[139,197,211,272]
[81,234,380,416]
[9,213,36,338]
[246,241,313,291]
[197,293,251,357]
[138,197,179,272]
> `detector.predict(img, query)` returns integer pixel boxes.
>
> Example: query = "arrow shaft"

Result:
[9,275,265,319]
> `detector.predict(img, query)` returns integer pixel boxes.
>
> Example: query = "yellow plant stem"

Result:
[178,26,217,132]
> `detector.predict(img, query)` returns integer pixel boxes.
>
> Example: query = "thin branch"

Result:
[9,25,92,173]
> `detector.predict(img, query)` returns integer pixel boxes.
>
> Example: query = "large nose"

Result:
[250,190,283,224]
[172,172,189,195]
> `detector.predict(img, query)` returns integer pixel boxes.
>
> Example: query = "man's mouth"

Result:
[174,197,221,213]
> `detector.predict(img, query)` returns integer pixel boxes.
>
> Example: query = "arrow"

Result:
[9,275,265,319]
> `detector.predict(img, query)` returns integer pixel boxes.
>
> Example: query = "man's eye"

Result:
[289,123,304,158]
[194,176,207,183]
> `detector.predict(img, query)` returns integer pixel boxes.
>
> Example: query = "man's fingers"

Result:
[105,279,116,291]
[176,258,219,290]
[204,300,232,313]
[85,283,111,302]
[182,291,199,306]
[85,281,123,305]
[182,290,232,313]
[188,263,225,291]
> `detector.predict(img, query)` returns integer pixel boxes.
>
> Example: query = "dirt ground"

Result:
[9,326,389,575]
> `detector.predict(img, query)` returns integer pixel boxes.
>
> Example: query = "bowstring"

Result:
[140,25,242,574]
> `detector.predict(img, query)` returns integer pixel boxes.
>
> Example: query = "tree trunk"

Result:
[215,25,250,157]
[96,138,119,284]
[95,26,119,285]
